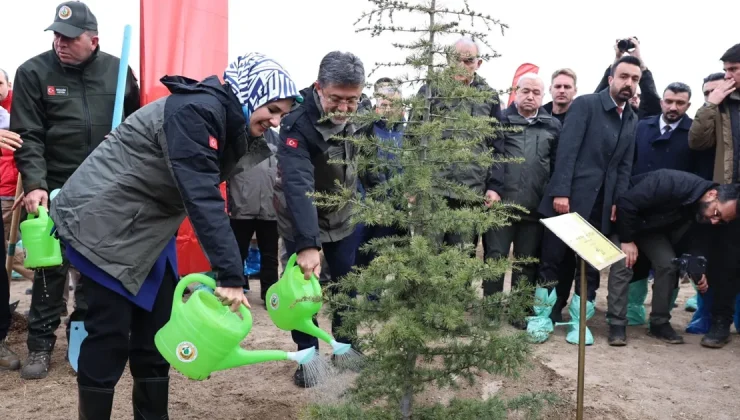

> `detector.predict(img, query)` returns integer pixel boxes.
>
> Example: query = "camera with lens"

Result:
[671,253,707,287]
[617,38,637,52]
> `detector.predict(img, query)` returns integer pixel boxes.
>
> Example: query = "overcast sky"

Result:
[3,0,739,115]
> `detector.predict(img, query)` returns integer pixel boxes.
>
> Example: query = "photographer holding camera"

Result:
[594,37,662,120]
[606,169,738,346]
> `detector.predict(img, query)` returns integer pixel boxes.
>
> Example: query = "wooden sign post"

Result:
[540,213,625,420]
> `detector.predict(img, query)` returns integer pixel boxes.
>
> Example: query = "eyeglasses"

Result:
[447,55,479,65]
[706,202,727,224]
[324,95,360,106]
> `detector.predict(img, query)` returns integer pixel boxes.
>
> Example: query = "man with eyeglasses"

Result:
[610,169,738,345]
[274,50,371,388]
[415,36,503,250]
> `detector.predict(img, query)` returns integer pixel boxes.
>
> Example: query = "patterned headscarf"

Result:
[223,52,302,122]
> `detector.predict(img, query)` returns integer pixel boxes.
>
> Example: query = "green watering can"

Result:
[266,253,351,355]
[19,205,62,269]
[154,273,315,381]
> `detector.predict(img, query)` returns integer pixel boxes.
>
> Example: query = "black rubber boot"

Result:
[647,322,684,344]
[294,365,318,388]
[608,325,627,346]
[79,385,114,420]
[701,317,731,349]
[20,351,52,379]
[132,377,170,419]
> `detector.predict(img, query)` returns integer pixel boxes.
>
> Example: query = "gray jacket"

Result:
[50,75,270,294]
[489,104,561,217]
[228,128,278,221]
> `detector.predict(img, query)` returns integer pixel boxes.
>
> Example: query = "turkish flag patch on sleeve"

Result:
[286,138,299,148]
[208,136,218,150]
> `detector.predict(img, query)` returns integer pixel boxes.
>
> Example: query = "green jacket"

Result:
[10,46,140,192]
[416,74,503,198]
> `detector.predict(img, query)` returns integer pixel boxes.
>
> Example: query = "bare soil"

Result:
[2,266,738,419]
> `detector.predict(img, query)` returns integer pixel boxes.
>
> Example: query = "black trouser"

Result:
[230,219,279,301]
[26,242,87,352]
[77,265,176,389]
[284,234,357,351]
[355,224,404,268]
[482,219,543,295]
[707,221,740,321]
[539,202,605,302]
[0,218,9,341]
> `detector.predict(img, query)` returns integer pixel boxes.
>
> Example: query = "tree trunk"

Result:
[400,389,414,420]
[415,0,435,239]
[399,352,417,419]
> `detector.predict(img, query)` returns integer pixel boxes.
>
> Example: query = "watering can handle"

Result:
[27,205,49,221]
[286,252,318,282]
[286,253,298,272]
[173,274,251,334]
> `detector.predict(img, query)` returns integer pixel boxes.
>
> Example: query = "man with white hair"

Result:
[483,73,561,324]
[415,36,503,249]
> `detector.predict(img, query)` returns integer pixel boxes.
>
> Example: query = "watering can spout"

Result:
[298,318,334,345]
[215,348,310,372]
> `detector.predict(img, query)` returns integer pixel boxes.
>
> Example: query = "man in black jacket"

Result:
[607,169,738,345]
[10,1,140,379]
[274,51,368,388]
[538,56,642,322]
[484,74,560,300]
[417,37,503,249]
[543,68,578,125]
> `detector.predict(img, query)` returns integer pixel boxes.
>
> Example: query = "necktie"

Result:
[616,107,623,116]
[664,125,672,135]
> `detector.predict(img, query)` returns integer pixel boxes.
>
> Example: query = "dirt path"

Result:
[1,273,738,419]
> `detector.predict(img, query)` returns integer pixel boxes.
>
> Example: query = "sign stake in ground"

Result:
[540,212,625,420]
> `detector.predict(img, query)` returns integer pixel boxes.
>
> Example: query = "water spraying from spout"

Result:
[330,339,352,355]
[287,347,316,365]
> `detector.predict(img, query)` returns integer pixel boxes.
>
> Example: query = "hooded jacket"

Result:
[228,128,279,221]
[50,75,270,295]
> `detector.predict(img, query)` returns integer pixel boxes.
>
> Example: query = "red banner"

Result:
[140,0,229,276]
[507,63,539,107]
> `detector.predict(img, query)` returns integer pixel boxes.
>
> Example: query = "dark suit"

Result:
[632,114,714,180]
[538,88,638,302]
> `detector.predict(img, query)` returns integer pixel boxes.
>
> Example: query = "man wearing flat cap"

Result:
[10,0,140,380]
